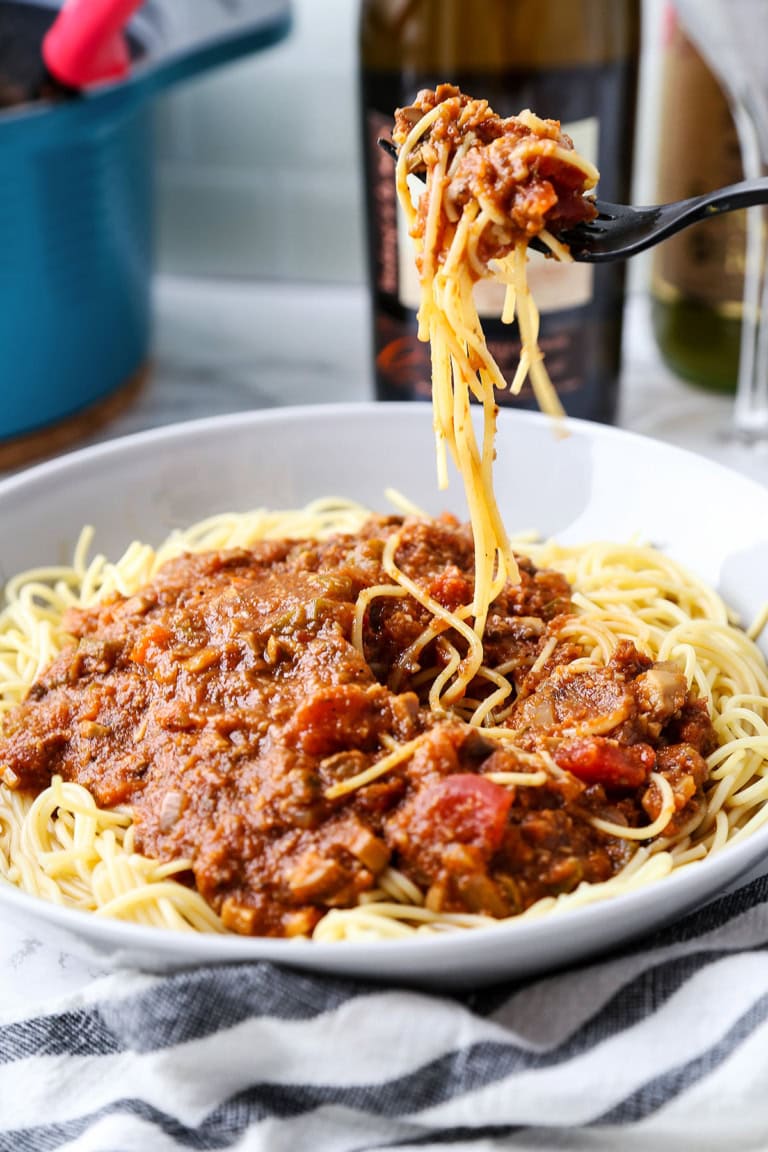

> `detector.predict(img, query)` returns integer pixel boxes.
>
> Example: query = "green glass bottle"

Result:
[650,6,744,394]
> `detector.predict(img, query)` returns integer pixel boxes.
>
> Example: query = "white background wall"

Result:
[153,0,666,285]
[153,0,363,281]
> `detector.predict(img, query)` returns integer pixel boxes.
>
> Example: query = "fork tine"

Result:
[378,137,398,163]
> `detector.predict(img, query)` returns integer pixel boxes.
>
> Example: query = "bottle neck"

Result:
[360,0,641,73]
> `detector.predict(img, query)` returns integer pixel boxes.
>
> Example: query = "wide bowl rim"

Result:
[4,400,768,506]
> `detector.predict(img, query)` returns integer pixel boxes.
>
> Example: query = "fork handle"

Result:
[679,177,768,222]
[573,179,768,263]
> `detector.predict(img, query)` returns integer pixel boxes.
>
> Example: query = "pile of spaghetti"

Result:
[0,502,767,941]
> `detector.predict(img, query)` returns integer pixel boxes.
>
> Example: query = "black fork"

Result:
[377,138,768,264]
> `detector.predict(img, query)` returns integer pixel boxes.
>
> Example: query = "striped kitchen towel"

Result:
[2,875,768,1152]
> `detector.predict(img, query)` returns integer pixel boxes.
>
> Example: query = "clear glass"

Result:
[674,0,768,441]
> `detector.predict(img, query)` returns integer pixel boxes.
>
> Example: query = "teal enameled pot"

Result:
[0,0,290,443]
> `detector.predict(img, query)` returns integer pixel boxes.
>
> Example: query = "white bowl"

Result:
[2,402,767,986]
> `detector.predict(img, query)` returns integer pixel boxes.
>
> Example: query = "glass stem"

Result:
[732,100,768,437]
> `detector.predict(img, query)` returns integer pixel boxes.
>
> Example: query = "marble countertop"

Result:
[90,275,768,487]
[2,275,768,1009]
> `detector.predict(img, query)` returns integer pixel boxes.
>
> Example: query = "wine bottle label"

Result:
[361,55,637,423]
[367,104,606,407]
[371,300,619,420]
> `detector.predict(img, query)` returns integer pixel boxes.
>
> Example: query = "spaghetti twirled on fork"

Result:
[392,84,599,696]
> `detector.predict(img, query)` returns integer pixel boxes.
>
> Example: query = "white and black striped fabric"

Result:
[3,875,768,1151]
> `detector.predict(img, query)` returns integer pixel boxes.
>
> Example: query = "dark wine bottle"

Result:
[359,0,641,423]
[650,6,744,394]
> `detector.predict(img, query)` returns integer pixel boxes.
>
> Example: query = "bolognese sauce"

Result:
[0,516,715,937]
[393,83,599,272]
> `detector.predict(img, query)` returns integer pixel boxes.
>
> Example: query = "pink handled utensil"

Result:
[42,0,144,90]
